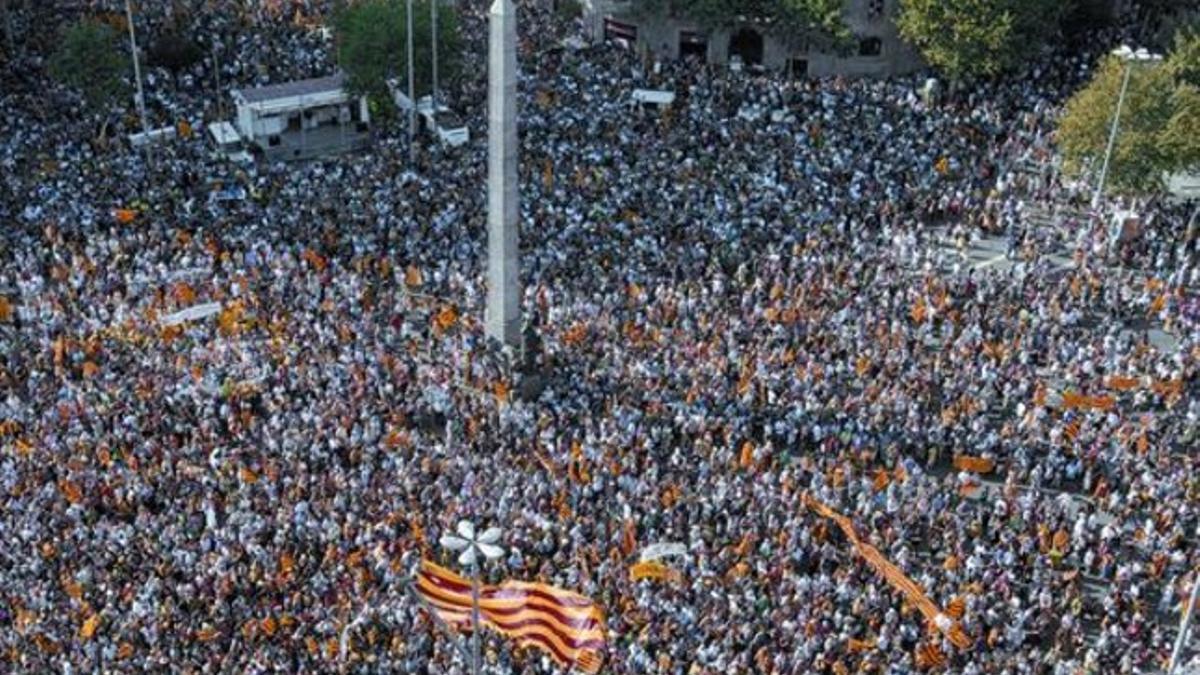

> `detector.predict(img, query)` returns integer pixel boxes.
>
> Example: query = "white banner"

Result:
[160,302,222,327]
[639,543,688,562]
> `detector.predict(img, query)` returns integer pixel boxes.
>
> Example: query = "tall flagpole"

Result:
[431,0,439,108]
[470,556,481,675]
[439,521,504,675]
[124,0,150,163]
[211,42,223,120]
[1093,61,1132,210]
[407,0,416,163]
[1169,570,1200,675]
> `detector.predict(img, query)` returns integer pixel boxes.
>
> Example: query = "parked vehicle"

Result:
[207,121,254,165]
[416,96,469,147]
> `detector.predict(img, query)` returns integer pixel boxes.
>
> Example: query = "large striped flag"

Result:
[414,560,606,673]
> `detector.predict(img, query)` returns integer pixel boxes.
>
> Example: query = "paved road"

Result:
[926,208,1182,355]
[911,207,1194,669]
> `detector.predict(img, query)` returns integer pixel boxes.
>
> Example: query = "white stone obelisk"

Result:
[485,0,521,347]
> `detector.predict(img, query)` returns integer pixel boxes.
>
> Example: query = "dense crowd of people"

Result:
[1,0,1198,673]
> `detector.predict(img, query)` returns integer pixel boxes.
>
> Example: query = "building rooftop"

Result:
[234,74,347,104]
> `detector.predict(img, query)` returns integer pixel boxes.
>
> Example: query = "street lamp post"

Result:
[211,42,224,120]
[1093,45,1162,210]
[1169,570,1200,675]
[431,0,439,108]
[123,0,151,163]
[407,0,416,164]
[440,520,504,675]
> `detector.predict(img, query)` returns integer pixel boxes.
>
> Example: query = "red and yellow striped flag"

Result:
[414,560,606,673]
[804,494,972,651]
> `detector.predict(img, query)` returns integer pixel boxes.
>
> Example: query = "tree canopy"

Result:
[1168,25,1200,86]
[333,0,461,106]
[1057,29,1200,195]
[49,19,129,109]
[896,0,1067,80]
[147,29,204,72]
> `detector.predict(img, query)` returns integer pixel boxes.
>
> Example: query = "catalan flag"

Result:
[414,560,606,674]
[804,494,972,651]
[915,641,947,669]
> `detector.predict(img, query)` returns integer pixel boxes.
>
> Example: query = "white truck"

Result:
[416,96,469,147]
[207,121,254,165]
[386,80,469,147]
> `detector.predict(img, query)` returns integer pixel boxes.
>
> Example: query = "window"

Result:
[867,0,885,18]
[858,37,882,57]
[679,30,707,60]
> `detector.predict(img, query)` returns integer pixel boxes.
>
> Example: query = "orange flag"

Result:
[301,249,327,272]
[621,519,637,557]
[59,480,83,504]
[945,596,966,619]
[80,613,101,640]
[493,380,510,406]
[1106,376,1140,391]
[563,323,587,345]
[915,642,946,669]
[910,297,927,324]
[739,440,755,470]
[1151,379,1183,397]
[404,265,423,288]
[952,455,995,474]
[1149,294,1166,315]
[433,305,458,333]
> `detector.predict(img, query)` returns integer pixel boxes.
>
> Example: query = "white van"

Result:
[207,121,254,165]
[386,81,469,147]
[416,96,469,147]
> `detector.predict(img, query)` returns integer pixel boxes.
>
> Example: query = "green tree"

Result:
[1168,26,1200,86]
[1162,83,1200,171]
[49,19,129,109]
[1163,29,1200,171]
[896,0,1068,80]
[555,0,583,22]
[1057,50,1194,195]
[1,0,14,55]
[334,0,461,106]
[148,29,203,72]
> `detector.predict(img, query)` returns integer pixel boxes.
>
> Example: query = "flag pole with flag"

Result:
[439,520,506,675]
[413,556,607,673]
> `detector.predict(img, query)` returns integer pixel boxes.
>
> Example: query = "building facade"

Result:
[231,74,371,162]
[581,0,924,78]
